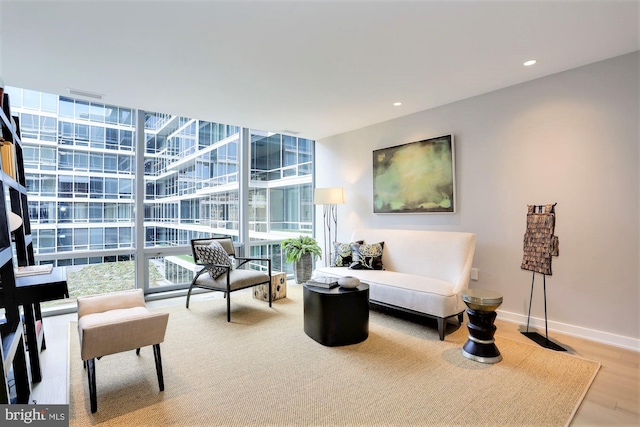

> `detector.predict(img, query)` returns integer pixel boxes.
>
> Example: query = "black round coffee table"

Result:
[303,282,369,346]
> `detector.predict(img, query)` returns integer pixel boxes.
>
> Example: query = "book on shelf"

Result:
[15,264,53,277]
[1,139,16,179]
[306,276,339,289]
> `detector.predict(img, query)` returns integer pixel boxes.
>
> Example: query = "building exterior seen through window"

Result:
[6,86,314,308]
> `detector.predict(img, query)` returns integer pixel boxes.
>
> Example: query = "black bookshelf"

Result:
[0,97,33,403]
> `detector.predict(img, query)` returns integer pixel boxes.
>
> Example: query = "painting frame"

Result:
[373,134,456,214]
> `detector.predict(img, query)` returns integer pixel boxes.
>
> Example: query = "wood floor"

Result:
[28,287,639,426]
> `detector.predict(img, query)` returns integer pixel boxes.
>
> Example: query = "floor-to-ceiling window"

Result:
[142,111,243,290]
[14,89,138,301]
[6,86,314,307]
[248,131,313,275]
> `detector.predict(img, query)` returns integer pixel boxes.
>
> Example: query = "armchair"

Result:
[186,237,272,321]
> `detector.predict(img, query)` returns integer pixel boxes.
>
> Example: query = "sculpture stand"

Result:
[522,272,566,351]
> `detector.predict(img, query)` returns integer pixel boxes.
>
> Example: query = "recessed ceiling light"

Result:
[523,59,537,67]
[393,102,402,106]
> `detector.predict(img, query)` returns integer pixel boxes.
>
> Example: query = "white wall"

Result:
[315,52,639,350]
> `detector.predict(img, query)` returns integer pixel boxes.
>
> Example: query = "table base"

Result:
[461,308,502,364]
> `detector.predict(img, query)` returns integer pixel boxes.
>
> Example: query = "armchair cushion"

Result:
[79,307,168,361]
[196,268,270,291]
[194,241,232,279]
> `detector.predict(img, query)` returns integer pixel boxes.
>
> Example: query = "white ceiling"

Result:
[1,1,638,140]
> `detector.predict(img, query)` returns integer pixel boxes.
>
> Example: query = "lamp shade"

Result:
[314,187,345,205]
[8,211,22,232]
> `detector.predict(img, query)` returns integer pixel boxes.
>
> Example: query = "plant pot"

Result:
[294,252,313,284]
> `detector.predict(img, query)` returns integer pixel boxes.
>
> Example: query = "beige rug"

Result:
[68,284,600,427]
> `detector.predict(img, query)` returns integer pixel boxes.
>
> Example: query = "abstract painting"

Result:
[373,134,455,213]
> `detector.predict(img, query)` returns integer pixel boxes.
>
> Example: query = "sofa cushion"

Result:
[313,266,460,318]
[350,241,384,270]
[331,240,364,267]
[315,267,455,296]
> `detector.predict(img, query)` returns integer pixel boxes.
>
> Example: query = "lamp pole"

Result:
[314,187,345,267]
[322,203,339,267]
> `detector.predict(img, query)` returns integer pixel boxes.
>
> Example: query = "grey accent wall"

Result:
[315,52,639,347]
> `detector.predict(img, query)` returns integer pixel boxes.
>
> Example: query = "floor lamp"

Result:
[314,187,346,267]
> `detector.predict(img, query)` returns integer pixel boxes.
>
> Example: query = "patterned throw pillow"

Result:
[331,240,364,267]
[194,241,231,279]
[349,242,385,270]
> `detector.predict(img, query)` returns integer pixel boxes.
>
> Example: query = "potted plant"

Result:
[281,235,322,284]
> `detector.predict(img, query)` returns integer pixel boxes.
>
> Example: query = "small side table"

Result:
[461,289,503,364]
[303,283,369,346]
[253,272,287,302]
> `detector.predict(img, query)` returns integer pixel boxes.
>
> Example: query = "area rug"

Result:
[68,285,600,427]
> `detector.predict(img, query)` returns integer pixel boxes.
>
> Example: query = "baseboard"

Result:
[497,309,639,352]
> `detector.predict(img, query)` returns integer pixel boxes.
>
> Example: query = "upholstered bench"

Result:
[77,289,169,413]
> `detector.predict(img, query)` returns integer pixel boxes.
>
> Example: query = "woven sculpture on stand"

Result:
[520,202,566,351]
[521,203,559,275]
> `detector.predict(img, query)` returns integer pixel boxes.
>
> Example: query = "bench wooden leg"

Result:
[153,344,164,391]
[437,318,445,341]
[87,358,97,413]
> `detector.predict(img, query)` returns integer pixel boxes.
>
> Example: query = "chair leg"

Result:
[268,278,272,308]
[227,292,231,322]
[186,283,194,308]
[87,358,98,413]
[458,312,464,324]
[153,344,165,391]
[136,348,141,356]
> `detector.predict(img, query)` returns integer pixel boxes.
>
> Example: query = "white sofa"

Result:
[313,228,477,340]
